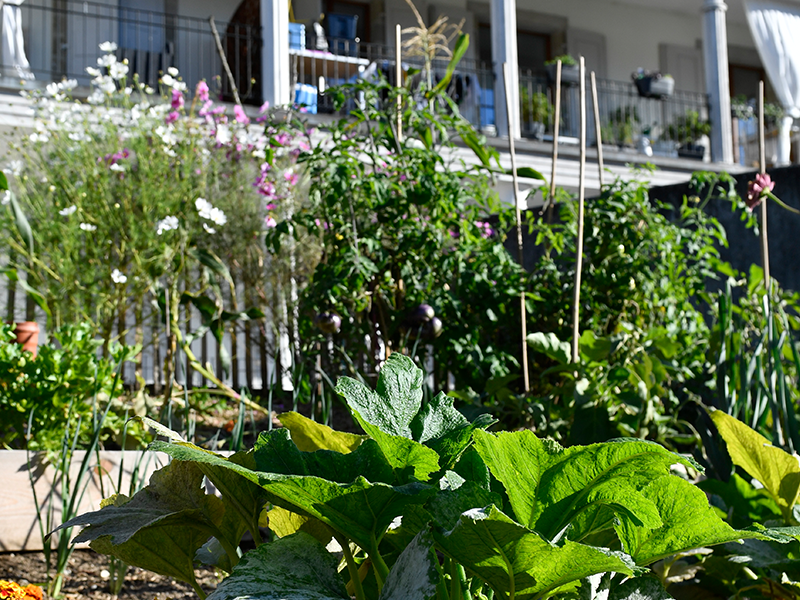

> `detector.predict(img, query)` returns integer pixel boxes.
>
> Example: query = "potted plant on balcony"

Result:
[666,109,711,160]
[631,68,674,99]
[520,89,552,140]
[545,54,580,85]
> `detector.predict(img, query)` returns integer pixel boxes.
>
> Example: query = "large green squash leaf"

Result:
[616,475,755,565]
[206,532,350,600]
[151,439,435,552]
[608,576,675,599]
[379,528,438,600]
[278,411,366,453]
[56,460,224,585]
[710,409,800,523]
[473,431,695,539]
[435,505,635,600]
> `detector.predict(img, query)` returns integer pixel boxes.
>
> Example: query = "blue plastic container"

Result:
[289,22,306,50]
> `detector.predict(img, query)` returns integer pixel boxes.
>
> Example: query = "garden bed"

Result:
[0,550,218,600]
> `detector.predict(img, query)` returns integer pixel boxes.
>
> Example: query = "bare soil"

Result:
[0,550,219,600]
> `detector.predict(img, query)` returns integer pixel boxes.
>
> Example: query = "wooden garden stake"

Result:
[546,60,562,224]
[571,56,587,364]
[591,71,604,188]
[209,16,243,107]
[396,24,403,142]
[759,80,770,290]
[502,61,530,393]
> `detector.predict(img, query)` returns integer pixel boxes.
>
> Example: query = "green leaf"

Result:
[435,505,635,600]
[616,475,755,566]
[710,409,800,523]
[278,411,366,453]
[7,190,34,256]
[0,170,8,190]
[580,330,612,362]
[526,332,570,364]
[474,431,691,540]
[510,167,546,181]
[206,532,350,600]
[379,528,438,600]
[2,268,50,317]
[189,247,233,288]
[55,460,224,586]
[151,436,436,552]
[431,34,469,96]
[335,354,443,482]
[267,506,335,546]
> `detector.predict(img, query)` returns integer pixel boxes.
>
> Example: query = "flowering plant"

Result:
[746,172,800,214]
[1,43,308,394]
[0,581,43,600]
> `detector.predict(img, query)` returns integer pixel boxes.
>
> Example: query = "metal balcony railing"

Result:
[3,0,262,103]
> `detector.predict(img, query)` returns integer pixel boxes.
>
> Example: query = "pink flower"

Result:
[265,215,277,228]
[259,100,270,113]
[314,218,330,230]
[234,105,250,125]
[198,100,214,117]
[195,80,210,102]
[474,220,493,238]
[746,173,775,211]
[165,110,179,124]
[284,171,299,186]
[171,88,184,110]
[265,203,276,210]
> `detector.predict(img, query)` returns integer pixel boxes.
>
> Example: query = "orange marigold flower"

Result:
[23,585,43,600]
[0,580,26,600]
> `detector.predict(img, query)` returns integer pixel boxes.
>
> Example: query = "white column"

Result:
[491,0,520,138]
[261,0,291,107]
[702,0,733,163]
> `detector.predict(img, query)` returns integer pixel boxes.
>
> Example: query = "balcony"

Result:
[2,0,261,103]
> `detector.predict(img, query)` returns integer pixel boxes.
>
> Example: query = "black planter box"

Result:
[633,76,674,99]
[546,64,580,85]
[677,143,705,160]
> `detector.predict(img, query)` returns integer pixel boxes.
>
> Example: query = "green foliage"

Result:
[665,110,711,146]
[268,73,529,393]
[0,322,138,452]
[61,356,758,599]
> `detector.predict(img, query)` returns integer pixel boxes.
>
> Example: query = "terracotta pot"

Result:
[11,321,39,357]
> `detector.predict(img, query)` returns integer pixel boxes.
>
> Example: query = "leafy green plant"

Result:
[520,89,552,125]
[59,355,761,599]
[665,110,711,147]
[0,322,139,452]
[545,54,577,67]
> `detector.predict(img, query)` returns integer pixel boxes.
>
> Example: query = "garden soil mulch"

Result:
[0,550,219,600]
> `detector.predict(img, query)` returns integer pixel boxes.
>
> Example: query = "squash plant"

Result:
[59,355,760,599]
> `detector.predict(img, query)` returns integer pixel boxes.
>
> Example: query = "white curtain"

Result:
[745,1,800,165]
[1,0,34,80]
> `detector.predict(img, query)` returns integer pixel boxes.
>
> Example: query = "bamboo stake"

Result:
[395,24,403,143]
[502,61,530,393]
[546,60,562,224]
[209,16,243,107]
[590,71,604,189]
[758,80,770,290]
[571,57,587,364]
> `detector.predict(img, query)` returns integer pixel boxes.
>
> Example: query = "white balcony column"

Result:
[491,0,520,138]
[261,0,291,107]
[702,0,733,163]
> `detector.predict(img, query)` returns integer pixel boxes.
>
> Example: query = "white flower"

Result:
[109,62,129,80]
[215,124,232,145]
[161,74,176,87]
[2,191,11,206]
[144,86,155,95]
[155,125,177,146]
[202,223,216,234]
[195,197,213,219]
[208,207,227,226]
[6,160,23,177]
[111,268,127,284]
[59,205,77,216]
[59,79,78,91]
[29,132,49,143]
[86,66,101,77]
[45,82,61,97]
[94,75,116,94]
[97,54,117,67]
[79,222,97,231]
[172,80,187,92]
[87,89,105,104]
[123,86,133,95]
[156,215,179,235]
[109,163,125,172]
[167,67,179,77]
[69,131,91,142]
[99,41,118,53]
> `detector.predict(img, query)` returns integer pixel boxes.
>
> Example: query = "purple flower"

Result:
[195,80,210,102]
[171,88,184,110]
[198,100,214,117]
[165,110,179,124]
[234,105,250,125]
[259,100,270,113]
[746,173,775,211]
